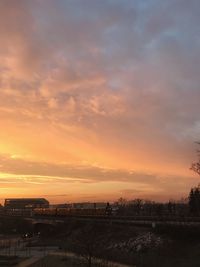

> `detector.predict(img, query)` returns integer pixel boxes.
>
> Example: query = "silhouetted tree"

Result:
[191,142,200,176]
[143,200,155,216]
[117,198,127,207]
[167,201,176,215]
[189,188,195,214]
[129,199,143,215]
[189,185,200,215]
[70,222,111,267]
[167,201,173,214]
[155,203,164,216]
[115,198,127,215]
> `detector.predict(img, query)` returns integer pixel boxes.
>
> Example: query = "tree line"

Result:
[114,142,200,216]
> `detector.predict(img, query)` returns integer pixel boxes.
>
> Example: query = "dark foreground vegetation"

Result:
[14,218,200,267]
[3,206,200,266]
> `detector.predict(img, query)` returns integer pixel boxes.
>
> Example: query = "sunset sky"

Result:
[0,0,200,204]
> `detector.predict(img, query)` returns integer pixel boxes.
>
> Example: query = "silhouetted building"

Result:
[4,198,49,210]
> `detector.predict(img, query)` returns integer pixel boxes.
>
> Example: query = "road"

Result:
[30,215,200,228]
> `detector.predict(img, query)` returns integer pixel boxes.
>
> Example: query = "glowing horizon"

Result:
[0,0,199,204]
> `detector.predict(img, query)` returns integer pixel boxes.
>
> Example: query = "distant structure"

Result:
[50,202,108,209]
[71,202,108,209]
[4,198,49,210]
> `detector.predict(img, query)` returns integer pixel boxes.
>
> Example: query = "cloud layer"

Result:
[0,0,199,202]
